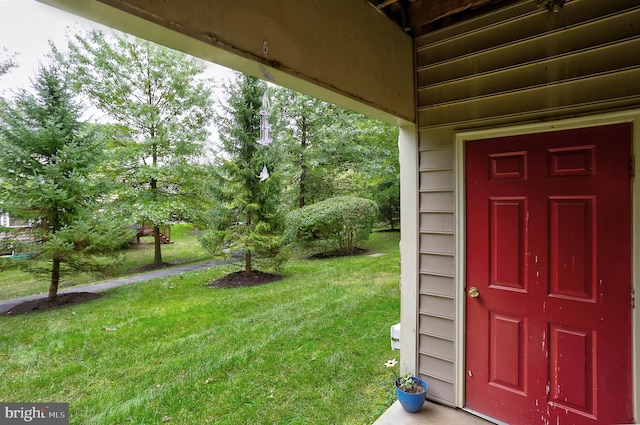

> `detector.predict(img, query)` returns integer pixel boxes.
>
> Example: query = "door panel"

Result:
[489,312,526,393]
[490,197,527,290]
[465,123,633,425]
[549,197,594,300]
[548,324,594,415]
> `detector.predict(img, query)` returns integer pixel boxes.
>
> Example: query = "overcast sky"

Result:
[0,0,94,94]
[0,0,234,94]
[0,0,236,153]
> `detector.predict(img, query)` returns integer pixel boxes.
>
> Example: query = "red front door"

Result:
[465,124,633,425]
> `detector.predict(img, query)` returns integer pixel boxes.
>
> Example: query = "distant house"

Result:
[0,212,27,229]
[0,212,29,256]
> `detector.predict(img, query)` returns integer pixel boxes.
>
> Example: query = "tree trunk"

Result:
[298,165,307,208]
[298,118,308,208]
[149,163,163,267]
[153,225,163,267]
[245,250,252,273]
[49,257,61,299]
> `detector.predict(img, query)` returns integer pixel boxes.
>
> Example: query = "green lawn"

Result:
[0,224,212,301]
[0,231,400,424]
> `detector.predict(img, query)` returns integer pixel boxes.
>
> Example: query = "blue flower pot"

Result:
[395,377,428,413]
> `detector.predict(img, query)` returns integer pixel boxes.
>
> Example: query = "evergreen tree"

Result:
[0,62,130,298]
[200,74,285,273]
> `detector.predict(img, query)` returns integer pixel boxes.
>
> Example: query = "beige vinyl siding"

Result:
[417,136,457,405]
[414,0,640,406]
[416,0,640,129]
[417,138,456,405]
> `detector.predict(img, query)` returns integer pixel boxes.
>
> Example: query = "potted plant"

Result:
[385,359,428,413]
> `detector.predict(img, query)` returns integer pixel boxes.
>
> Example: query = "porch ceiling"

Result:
[368,0,521,35]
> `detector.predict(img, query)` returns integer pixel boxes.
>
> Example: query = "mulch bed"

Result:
[307,247,367,259]
[208,270,283,288]
[131,262,175,273]
[2,292,103,316]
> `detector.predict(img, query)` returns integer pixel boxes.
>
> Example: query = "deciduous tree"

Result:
[273,89,342,208]
[58,30,214,267]
[274,88,399,228]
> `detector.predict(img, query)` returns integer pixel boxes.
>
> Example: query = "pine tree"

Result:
[200,74,286,273]
[0,62,129,298]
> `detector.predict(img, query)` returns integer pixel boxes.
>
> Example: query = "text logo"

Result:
[1,403,68,424]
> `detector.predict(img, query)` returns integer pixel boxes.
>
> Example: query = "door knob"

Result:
[468,287,480,298]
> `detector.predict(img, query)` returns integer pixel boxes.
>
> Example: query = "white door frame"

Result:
[454,110,640,422]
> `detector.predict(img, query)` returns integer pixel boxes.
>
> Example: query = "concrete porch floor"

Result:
[373,400,494,425]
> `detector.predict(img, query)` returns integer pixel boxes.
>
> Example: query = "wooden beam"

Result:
[377,0,401,9]
[408,0,494,28]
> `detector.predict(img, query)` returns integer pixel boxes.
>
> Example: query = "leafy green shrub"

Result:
[285,196,378,255]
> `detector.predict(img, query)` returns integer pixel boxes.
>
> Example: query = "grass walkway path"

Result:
[0,259,227,314]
